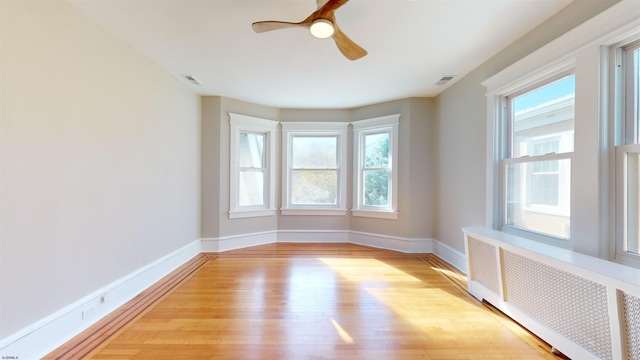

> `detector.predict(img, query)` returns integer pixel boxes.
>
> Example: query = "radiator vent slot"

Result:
[622,292,640,360]
[468,237,500,295]
[502,250,612,359]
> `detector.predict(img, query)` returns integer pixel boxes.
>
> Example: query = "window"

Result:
[615,39,640,264]
[502,73,575,241]
[229,113,277,219]
[352,114,399,219]
[281,122,348,215]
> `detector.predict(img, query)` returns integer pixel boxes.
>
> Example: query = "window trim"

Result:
[351,114,400,219]
[229,113,278,219]
[281,122,349,216]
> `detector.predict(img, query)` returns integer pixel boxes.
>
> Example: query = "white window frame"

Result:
[281,122,348,216]
[492,63,576,246]
[229,113,278,219]
[351,114,399,219]
[614,38,640,267]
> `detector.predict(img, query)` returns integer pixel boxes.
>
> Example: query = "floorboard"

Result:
[45,243,561,359]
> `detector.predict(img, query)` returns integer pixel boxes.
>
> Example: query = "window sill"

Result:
[280,209,347,216]
[351,209,398,219]
[229,209,276,219]
[500,225,571,248]
[614,252,640,269]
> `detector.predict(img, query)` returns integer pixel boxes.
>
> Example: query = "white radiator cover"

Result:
[463,227,640,360]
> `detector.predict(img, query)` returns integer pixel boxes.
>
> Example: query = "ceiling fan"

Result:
[251,0,367,61]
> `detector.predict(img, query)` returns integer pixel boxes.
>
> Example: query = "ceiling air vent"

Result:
[182,75,201,85]
[436,75,455,86]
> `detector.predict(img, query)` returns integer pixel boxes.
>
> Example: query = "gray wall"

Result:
[0,1,200,338]
[433,0,621,253]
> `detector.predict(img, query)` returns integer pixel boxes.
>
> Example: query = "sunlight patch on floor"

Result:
[429,266,467,284]
[330,318,355,344]
[319,258,421,282]
[365,287,473,330]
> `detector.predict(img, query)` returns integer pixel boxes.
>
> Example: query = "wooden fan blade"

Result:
[332,24,367,60]
[252,21,306,33]
[319,0,349,14]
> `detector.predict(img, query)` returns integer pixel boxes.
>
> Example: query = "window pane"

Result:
[291,170,337,205]
[627,153,640,255]
[511,76,575,158]
[239,132,265,168]
[364,170,389,206]
[528,171,559,206]
[239,170,264,206]
[292,136,337,169]
[365,132,389,168]
[506,159,571,239]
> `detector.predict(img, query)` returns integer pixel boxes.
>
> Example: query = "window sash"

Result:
[503,152,571,239]
[500,73,575,242]
[281,122,348,213]
[288,135,339,208]
[362,168,390,207]
[616,144,640,261]
[504,73,575,160]
[291,135,338,170]
[238,132,265,167]
[236,132,268,210]
[238,169,265,207]
[352,121,398,214]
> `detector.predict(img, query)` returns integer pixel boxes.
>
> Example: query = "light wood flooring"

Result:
[45,243,561,359]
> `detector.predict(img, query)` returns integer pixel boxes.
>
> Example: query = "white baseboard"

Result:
[0,239,201,360]
[349,231,433,253]
[277,230,349,243]
[201,230,433,254]
[432,238,467,274]
[201,231,277,252]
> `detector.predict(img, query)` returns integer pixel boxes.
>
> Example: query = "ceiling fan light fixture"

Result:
[310,19,334,38]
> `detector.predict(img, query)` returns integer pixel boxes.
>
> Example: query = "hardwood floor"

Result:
[45,243,559,359]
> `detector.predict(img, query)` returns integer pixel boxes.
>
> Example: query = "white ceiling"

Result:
[69,0,573,109]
